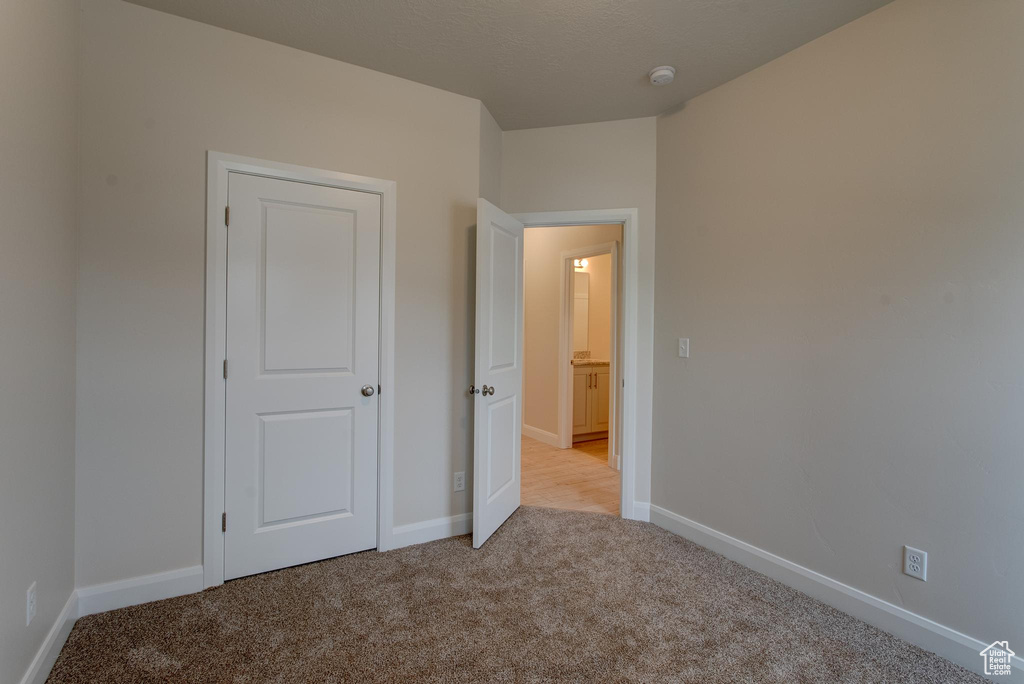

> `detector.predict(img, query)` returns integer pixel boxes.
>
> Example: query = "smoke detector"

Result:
[649,66,676,86]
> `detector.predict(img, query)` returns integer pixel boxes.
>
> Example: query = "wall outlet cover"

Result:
[454,471,466,492]
[903,546,927,581]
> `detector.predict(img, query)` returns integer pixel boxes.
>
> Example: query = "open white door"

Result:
[472,199,524,548]
[609,239,620,470]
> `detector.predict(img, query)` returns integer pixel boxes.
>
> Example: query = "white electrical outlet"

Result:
[903,546,927,581]
[26,582,37,626]
[454,471,466,492]
[678,338,689,358]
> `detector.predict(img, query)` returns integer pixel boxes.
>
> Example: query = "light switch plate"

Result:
[678,338,689,358]
[26,582,36,626]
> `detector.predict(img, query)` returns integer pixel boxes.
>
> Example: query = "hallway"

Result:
[521,436,620,515]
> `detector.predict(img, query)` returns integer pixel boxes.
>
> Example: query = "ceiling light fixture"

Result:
[649,66,676,86]
[574,258,589,270]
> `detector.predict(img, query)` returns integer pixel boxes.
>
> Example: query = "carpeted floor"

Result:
[49,507,981,683]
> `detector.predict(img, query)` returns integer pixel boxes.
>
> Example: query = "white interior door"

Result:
[609,239,620,469]
[472,199,524,548]
[224,172,380,580]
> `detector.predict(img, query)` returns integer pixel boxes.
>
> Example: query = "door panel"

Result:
[594,367,610,433]
[486,396,517,500]
[225,172,380,580]
[262,203,356,372]
[259,409,353,525]
[572,367,589,435]
[473,199,524,548]
[488,228,519,370]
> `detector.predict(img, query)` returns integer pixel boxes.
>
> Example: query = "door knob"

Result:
[469,385,480,395]
[361,385,375,397]
[482,385,495,396]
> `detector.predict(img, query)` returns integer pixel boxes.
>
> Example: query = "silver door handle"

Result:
[361,385,375,397]
[469,385,480,395]
[482,385,495,396]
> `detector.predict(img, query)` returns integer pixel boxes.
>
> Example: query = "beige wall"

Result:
[0,0,79,679]
[654,0,1024,649]
[502,117,657,507]
[76,0,488,586]
[523,227,621,436]
[478,104,503,206]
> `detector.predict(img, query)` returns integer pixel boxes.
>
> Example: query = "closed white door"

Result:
[472,199,524,548]
[224,172,380,580]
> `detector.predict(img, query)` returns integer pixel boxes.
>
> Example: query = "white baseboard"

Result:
[390,513,472,549]
[650,505,1022,679]
[631,501,651,522]
[19,590,78,684]
[521,424,560,447]
[77,565,204,617]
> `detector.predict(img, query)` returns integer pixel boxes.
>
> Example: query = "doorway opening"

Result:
[472,201,641,548]
[521,225,623,515]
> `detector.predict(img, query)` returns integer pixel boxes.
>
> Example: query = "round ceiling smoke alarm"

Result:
[649,66,676,86]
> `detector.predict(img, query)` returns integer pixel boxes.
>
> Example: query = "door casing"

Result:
[512,209,640,521]
[204,152,397,588]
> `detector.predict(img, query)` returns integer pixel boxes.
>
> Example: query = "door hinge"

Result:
[378,384,381,395]
[223,359,228,379]
[224,205,230,226]
[222,512,227,532]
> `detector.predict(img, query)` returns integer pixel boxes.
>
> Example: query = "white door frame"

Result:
[203,152,397,588]
[512,209,639,520]
[560,242,620,469]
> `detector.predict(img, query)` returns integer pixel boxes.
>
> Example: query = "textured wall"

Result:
[655,0,1024,648]
[478,104,502,206]
[76,0,485,586]
[0,0,79,680]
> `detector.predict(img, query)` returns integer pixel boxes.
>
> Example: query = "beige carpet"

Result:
[49,507,980,683]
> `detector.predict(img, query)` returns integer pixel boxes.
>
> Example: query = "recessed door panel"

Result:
[263,203,355,374]
[225,172,380,580]
[487,396,517,501]
[489,226,519,372]
[594,368,610,433]
[572,369,589,435]
[260,409,353,526]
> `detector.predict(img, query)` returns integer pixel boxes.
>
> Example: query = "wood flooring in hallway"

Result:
[520,435,620,515]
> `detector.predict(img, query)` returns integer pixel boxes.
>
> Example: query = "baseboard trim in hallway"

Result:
[521,424,560,446]
[649,504,1022,680]
[77,565,204,618]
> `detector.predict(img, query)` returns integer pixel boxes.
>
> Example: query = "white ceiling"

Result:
[124,0,892,130]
